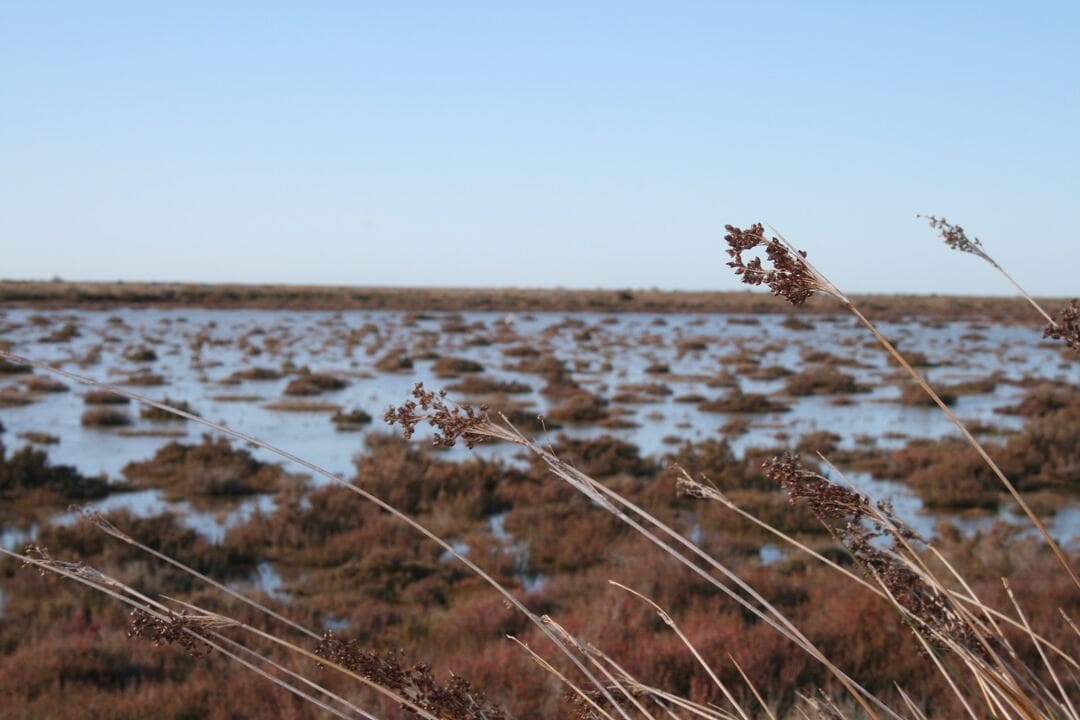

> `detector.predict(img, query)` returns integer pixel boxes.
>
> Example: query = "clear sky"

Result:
[1,2,1077,295]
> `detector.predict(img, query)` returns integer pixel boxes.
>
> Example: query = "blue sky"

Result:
[1,2,1077,295]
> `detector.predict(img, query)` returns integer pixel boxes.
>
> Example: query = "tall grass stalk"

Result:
[917,215,1058,326]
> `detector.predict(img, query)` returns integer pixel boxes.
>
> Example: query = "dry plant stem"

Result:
[493,426,894,720]
[727,654,777,720]
[163,598,442,720]
[39,539,425,720]
[0,549,363,720]
[542,616,657,720]
[816,457,1006,671]
[1002,581,1079,720]
[86,511,322,642]
[991,263,1056,326]
[198,627,382,720]
[0,351,621,716]
[16,551,387,720]
[608,581,751,720]
[895,687,929,720]
[543,622,655,720]
[919,215,1056,326]
[839,302,1080,590]
[849,552,981,720]
[585,650,685,720]
[506,636,618,720]
[692,475,1078,672]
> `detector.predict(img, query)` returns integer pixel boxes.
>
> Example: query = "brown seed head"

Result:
[1043,299,1080,353]
[384,382,491,448]
[316,632,508,719]
[724,223,819,305]
[920,215,988,259]
[128,609,212,656]
[764,453,983,653]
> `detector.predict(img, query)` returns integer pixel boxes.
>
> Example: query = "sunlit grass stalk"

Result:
[679,469,1079,676]
[918,215,1056,325]
[608,581,752,720]
[83,509,322,641]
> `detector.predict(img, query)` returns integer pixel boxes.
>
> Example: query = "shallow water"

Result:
[1,307,1077,544]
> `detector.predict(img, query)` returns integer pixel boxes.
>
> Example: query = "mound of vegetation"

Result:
[445,376,531,395]
[222,366,282,383]
[122,435,290,497]
[122,344,158,363]
[432,357,485,377]
[22,376,68,393]
[331,407,373,431]
[783,366,868,396]
[543,434,658,478]
[80,407,133,427]
[84,389,130,405]
[895,382,957,407]
[698,390,790,414]
[139,398,199,421]
[283,372,348,396]
[0,358,32,374]
[0,442,109,508]
[996,383,1078,417]
[374,348,413,372]
[545,391,609,423]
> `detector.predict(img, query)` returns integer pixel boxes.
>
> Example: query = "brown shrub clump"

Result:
[996,383,1079,417]
[545,391,609,423]
[0,357,33,374]
[698,389,790,414]
[140,398,199,421]
[222,366,282,383]
[0,442,109,504]
[331,407,373,431]
[84,389,130,405]
[282,372,348,396]
[896,383,957,407]
[22,376,68,393]
[122,434,289,497]
[543,434,658,478]
[374,348,414,372]
[445,376,531,395]
[123,372,166,386]
[783,366,868,396]
[122,345,158,363]
[432,357,485,377]
[80,407,133,428]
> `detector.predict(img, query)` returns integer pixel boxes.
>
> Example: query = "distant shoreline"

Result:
[0,280,1065,322]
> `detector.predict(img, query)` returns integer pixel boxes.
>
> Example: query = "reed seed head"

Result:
[384,382,491,448]
[316,632,509,719]
[764,453,982,654]
[919,215,990,261]
[1043,299,1080,353]
[724,223,820,305]
[127,609,213,656]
